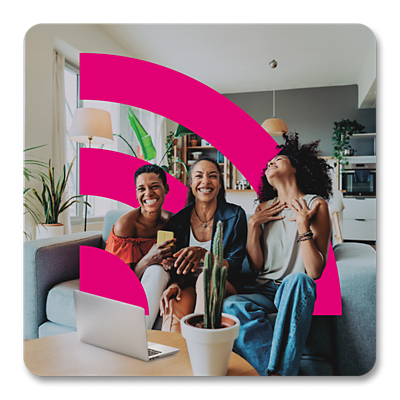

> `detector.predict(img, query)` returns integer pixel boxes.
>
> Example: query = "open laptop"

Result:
[73,290,179,361]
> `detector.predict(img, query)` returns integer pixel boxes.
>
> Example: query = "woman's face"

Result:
[135,173,168,212]
[190,160,221,203]
[265,155,296,183]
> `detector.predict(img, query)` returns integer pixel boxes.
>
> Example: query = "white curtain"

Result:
[52,50,71,234]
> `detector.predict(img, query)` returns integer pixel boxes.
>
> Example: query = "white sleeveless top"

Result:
[189,228,211,278]
[256,194,323,285]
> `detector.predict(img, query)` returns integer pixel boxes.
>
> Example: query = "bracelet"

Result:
[297,230,313,243]
[297,235,313,243]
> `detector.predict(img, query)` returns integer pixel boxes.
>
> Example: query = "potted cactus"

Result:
[180,221,240,376]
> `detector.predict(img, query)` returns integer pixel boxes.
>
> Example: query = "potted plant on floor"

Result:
[28,157,90,239]
[181,221,240,376]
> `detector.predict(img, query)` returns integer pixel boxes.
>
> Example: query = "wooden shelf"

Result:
[226,189,255,192]
[187,146,215,150]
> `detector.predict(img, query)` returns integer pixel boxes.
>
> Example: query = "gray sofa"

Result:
[23,209,376,376]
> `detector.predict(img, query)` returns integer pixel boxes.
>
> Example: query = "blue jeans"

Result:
[223,272,316,376]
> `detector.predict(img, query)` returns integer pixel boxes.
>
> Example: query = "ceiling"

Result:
[100,24,376,107]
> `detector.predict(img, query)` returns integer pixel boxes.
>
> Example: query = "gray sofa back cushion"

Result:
[102,209,130,248]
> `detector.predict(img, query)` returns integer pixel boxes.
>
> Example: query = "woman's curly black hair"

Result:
[257,132,333,203]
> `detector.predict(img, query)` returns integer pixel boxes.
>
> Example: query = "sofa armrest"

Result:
[23,231,102,339]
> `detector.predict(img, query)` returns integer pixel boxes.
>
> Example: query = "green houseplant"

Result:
[29,157,90,239]
[125,107,192,177]
[332,119,365,170]
[23,145,50,239]
[181,221,240,376]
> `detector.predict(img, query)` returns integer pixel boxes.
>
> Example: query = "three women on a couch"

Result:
[106,132,332,376]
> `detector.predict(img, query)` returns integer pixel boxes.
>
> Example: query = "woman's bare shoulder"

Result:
[114,209,140,237]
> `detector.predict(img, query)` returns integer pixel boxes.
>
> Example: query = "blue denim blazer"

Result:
[164,200,247,289]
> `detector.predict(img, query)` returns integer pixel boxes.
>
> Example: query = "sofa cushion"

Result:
[39,321,76,338]
[46,279,79,328]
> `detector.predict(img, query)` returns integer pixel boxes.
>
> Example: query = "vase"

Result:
[181,313,240,376]
[36,224,64,240]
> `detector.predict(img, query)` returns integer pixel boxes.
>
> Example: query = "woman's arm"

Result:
[288,198,332,280]
[247,201,286,273]
[133,239,176,279]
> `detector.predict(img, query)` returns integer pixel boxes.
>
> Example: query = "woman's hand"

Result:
[248,200,286,228]
[172,246,207,275]
[288,198,320,232]
[142,239,176,267]
[159,283,182,316]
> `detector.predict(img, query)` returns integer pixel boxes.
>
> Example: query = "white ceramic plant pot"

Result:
[36,224,64,240]
[181,313,240,376]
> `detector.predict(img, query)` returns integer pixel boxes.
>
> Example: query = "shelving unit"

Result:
[174,135,251,192]
[350,132,376,156]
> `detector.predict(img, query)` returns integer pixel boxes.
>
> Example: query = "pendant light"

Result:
[261,59,288,135]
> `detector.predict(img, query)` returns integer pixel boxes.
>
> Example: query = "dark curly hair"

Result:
[185,155,226,206]
[257,132,333,203]
[134,164,167,187]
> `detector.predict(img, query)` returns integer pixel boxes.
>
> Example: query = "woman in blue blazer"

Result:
[159,156,247,333]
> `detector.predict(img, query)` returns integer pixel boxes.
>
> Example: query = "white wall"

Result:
[226,191,258,215]
[24,24,135,238]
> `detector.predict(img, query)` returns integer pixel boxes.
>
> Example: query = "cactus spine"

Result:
[203,221,227,329]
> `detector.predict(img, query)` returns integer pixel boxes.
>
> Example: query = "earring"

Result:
[272,187,276,191]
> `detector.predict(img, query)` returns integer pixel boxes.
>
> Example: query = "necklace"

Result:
[194,207,215,228]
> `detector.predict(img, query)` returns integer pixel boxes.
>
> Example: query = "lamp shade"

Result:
[69,108,114,144]
[261,118,288,136]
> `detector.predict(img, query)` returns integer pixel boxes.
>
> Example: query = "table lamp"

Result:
[69,108,114,231]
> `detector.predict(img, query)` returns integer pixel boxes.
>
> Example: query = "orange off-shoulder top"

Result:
[105,226,157,265]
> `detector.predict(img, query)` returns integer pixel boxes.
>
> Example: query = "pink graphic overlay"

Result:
[79,53,279,190]
[79,148,187,213]
[80,246,149,314]
[314,245,342,315]
[79,53,341,315]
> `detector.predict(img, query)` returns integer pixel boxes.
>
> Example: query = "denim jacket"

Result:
[164,200,247,289]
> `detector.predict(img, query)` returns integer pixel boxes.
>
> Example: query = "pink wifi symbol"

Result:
[78,54,341,316]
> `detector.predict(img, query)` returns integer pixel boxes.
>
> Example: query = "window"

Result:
[64,61,168,226]
[64,61,80,218]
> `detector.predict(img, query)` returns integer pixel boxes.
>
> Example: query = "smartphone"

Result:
[157,230,174,247]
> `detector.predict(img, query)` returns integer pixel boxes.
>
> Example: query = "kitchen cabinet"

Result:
[342,197,376,241]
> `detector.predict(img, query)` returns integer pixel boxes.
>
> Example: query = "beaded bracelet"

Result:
[297,230,313,243]
[297,235,314,243]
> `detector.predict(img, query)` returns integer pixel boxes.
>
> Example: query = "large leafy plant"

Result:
[29,157,90,225]
[126,107,193,175]
[24,145,49,239]
[332,119,365,170]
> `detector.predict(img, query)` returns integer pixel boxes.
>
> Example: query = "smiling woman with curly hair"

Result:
[257,132,333,203]
[223,132,333,376]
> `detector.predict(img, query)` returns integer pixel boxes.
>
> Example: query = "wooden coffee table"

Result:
[24,331,259,376]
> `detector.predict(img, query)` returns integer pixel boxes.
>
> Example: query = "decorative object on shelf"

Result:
[331,119,365,171]
[29,157,90,240]
[201,139,212,147]
[181,221,240,376]
[192,151,202,160]
[261,59,288,135]
[190,134,198,147]
[216,151,225,163]
[69,107,113,231]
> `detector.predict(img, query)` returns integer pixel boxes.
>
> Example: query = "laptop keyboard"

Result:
[148,348,162,357]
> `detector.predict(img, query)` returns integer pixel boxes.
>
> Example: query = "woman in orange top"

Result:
[105,164,176,329]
